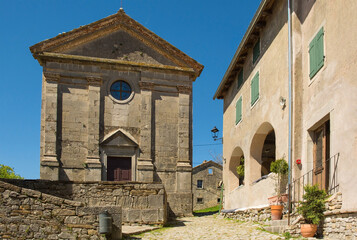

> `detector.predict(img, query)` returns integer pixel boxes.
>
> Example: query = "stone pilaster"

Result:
[85,76,102,181]
[137,81,154,182]
[41,72,60,180]
[176,85,192,193]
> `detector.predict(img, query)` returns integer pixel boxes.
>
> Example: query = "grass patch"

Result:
[193,205,220,213]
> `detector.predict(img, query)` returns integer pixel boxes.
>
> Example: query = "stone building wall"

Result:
[192,161,222,211]
[221,206,271,223]
[31,9,203,218]
[2,179,166,225]
[0,180,122,239]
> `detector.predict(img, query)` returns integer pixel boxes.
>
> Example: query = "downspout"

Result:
[287,0,293,225]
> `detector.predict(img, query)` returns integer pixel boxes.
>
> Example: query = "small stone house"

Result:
[192,161,222,211]
[214,0,357,237]
[30,9,203,217]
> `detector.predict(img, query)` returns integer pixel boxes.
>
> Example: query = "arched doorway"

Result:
[228,147,245,191]
[261,130,276,176]
[250,122,276,182]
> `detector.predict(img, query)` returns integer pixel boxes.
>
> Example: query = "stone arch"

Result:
[249,122,276,182]
[228,147,245,192]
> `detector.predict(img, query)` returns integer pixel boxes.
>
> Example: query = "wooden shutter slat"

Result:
[316,27,325,70]
[236,97,242,124]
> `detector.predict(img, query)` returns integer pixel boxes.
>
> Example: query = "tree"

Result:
[0,164,23,179]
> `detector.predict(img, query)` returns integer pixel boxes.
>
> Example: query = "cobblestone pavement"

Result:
[126,214,287,240]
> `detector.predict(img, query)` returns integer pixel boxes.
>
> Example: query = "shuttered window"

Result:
[251,72,259,106]
[309,27,325,79]
[253,38,260,64]
[237,70,243,89]
[236,97,242,124]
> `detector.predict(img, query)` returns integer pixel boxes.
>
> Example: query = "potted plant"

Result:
[297,184,328,237]
[269,158,289,220]
[236,156,244,186]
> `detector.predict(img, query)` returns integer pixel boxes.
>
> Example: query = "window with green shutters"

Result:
[309,27,324,79]
[253,38,260,64]
[237,70,243,89]
[236,97,242,124]
[251,72,259,106]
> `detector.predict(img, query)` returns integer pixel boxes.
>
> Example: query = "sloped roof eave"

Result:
[213,0,273,100]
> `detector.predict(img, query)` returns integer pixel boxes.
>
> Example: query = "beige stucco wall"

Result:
[222,0,357,211]
[293,0,357,210]
[222,0,289,210]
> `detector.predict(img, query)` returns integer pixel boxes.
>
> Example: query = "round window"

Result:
[110,81,132,101]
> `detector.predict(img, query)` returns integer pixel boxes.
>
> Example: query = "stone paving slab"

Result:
[124,214,289,240]
[122,225,160,236]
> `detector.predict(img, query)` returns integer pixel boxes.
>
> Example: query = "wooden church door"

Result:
[107,157,132,181]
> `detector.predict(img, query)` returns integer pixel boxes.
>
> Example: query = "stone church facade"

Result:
[30,9,203,216]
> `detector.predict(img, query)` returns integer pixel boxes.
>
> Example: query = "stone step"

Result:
[264,220,288,234]
[264,225,287,234]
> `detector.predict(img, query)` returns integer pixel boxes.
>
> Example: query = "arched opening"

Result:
[250,122,276,182]
[228,147,245,191]
[261,130,276,176]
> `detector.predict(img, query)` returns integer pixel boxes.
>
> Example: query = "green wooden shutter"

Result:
[251,72,259,106]
[316,27,325,71]
[253,38,260,64]
[238,70,243,89]
[309,37,316,78]
[309,27,324,79]
[236,97,242,124]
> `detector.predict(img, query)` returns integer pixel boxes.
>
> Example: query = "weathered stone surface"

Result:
[0,180,122,239]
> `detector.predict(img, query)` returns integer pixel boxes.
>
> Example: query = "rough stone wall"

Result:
[0,180,122,239]
[192,161,222,211]
[286,192,357,239]
[220,206,271,223]
[3,179,166,225]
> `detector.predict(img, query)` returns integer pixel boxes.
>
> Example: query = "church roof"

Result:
[30,9,203,78]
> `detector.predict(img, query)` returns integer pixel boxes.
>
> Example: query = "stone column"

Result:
[41,72,60,180]
[85,76,102,181]
[176,85,192,192]
[137,82,154,182]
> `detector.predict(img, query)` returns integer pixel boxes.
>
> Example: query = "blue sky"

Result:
[0,0,261,179]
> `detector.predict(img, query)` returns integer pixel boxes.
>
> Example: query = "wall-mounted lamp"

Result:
[211,126,223,143]
[211,126,219,140]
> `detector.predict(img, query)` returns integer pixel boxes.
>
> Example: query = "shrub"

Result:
[297,184,328,224]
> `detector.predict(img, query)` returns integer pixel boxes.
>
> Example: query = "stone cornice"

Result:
[86,76,103,86]
[177,85,192,94]
[43,72,60,82]
[139,82,155,91]
[36,52,196,76]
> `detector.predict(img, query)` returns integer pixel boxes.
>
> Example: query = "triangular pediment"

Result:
[63,29,177,67]
[30,9,203,77]
[101,128,138,147]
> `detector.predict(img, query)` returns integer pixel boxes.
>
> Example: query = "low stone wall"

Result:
[220,206,271,222]
[2,179,167,225]
[0,180,122,239]
[286,192,357,239]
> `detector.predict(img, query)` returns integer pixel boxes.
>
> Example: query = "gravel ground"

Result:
[125,214,288,240]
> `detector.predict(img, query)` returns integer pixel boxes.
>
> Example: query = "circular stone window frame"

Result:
[107,79,135,104]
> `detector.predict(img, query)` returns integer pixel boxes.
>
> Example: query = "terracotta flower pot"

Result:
[270,205,283,220]
[300,224,317,237]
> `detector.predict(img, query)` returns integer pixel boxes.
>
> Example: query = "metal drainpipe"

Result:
[287,0,293,226]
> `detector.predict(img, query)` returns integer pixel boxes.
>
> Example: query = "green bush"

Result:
[236,156,244,177]
[270,159,288,175]
[297,184,328,224]
[0,164,23,179]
